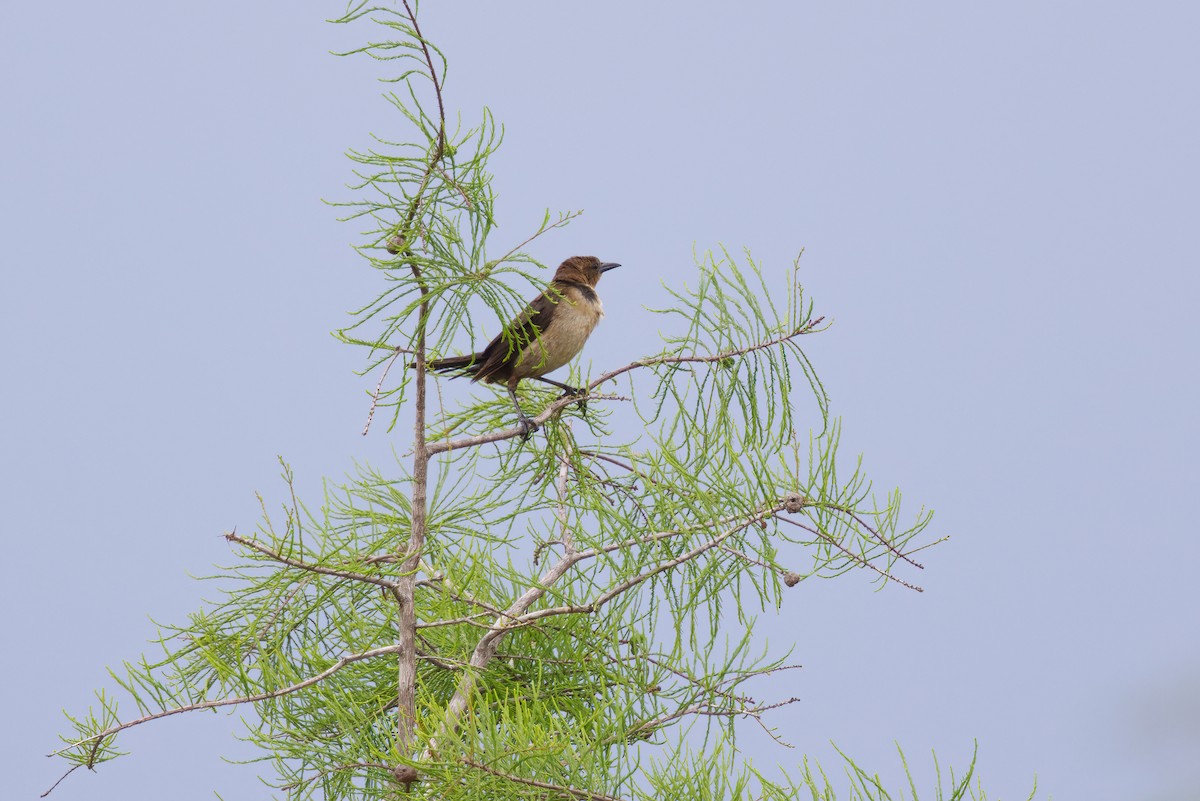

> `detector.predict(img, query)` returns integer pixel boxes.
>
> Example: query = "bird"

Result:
[423,255,620,435]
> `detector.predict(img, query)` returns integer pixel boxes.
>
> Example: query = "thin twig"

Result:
[225,533,398,589]
[434,164,472,208]
[488,210,582,271]
[576,506,779,561]
[502,506,782,628]
[825,503,926,570]
[40,764,83,798]
[426,323,817,455]
[242,575,313,663]
[49,644,402,756]
[362,346,411,436]
[419,580,506,618]
[719,543,779,573]
[400,0,445,156]
[462,759,627,801]
[415,613,493,630]
[611,643,745,705]
[777,515,924,592]
[589,317,824,390]
[425,393,626,455]
[280,761,395,792]
[631,695,803,739]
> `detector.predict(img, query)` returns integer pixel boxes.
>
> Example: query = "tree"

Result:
[47,5,1027,799]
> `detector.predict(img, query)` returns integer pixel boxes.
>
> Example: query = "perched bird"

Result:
[424,256,620,434]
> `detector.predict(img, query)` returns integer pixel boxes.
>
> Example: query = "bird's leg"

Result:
[531,376,589,415]
[507,383,538,440]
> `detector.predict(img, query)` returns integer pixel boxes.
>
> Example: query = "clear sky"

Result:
[4,3,1199,799]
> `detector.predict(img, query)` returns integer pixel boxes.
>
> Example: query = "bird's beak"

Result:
[599,262,621,273]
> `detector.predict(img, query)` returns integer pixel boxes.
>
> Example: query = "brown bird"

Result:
[424,256,620,435]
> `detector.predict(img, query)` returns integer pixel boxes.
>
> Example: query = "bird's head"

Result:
[554,256,621,287]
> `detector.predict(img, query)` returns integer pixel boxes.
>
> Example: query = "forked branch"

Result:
[429,500,787,752]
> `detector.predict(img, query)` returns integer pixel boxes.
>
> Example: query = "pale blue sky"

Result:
[4,3,1199,799]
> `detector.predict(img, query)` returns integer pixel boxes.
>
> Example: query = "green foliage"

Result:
[46,4,1032,800]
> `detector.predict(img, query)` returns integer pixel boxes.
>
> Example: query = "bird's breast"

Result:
[511,289,603,379]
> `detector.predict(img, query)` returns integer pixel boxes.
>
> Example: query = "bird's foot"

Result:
[517,415,540,441]
[559,386,589,416]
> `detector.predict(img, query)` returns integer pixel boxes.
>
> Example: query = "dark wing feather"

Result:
[472,290,560,384]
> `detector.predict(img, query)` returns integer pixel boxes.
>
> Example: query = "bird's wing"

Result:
[472,290,560,383]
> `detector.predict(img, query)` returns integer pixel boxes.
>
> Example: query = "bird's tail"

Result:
[420,353,481,377]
